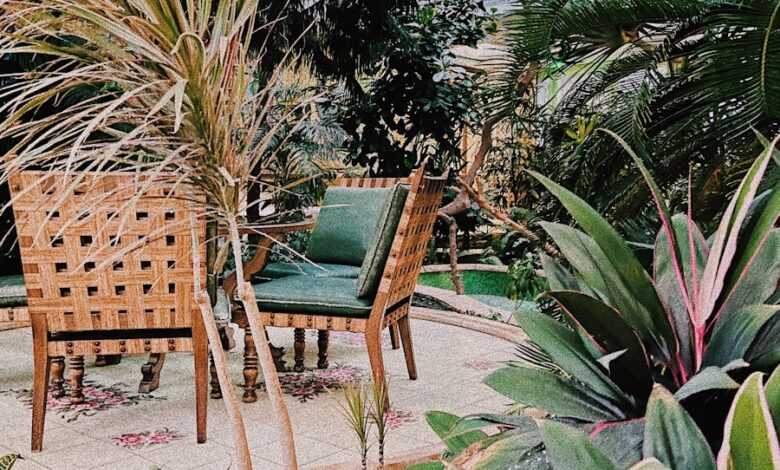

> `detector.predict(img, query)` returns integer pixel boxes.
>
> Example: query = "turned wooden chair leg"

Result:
[317,330,329,369]
[68,356,85,404]
[293,328,305,372]
[242,325,259,403]
[389,324,400,350]
[31,316,50,453]
[50,356,65,398]
[365,329,389,405]
[209,352,222,399]
[397,316,417,380]
[138,353,166,393]
[193,314,208,444]
[94,354,122,367]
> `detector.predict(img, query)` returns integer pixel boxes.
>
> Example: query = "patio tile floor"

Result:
[0,317,516,469]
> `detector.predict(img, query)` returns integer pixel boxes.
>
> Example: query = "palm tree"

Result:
[487,0,780,233]
[0,1,306,468]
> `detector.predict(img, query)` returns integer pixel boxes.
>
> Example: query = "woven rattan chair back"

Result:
[9,171,208,452]
[370,165,447,325]
[10,172,205,354]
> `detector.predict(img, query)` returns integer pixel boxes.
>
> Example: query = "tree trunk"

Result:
[457,178,559,258]
[190,216,253,470]
[437,213,465,295]
[228,215,299,470]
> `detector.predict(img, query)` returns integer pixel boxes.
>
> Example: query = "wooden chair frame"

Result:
[226,162,447,400]
[9,171,208,452]
[0,306,29,330]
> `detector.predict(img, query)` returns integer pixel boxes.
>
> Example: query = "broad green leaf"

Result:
[540,420,618,470]
[644,385,715,470]
[630,458,672,470]
[601,129,699,358]
[591,419,645,468]
[723,142,780,305]
[468,429,545,470]
[444,413,536,441]
[540,223,610,297]
[514,312,635,411]
[654,214,708,374]
[484,366,624,421]
[717,230,780,322]
[547,290,652,401]
[540,253,579,291]
[765,367,780,433]
[425,411,486,457]
[704,305,779,368]
[674,364,744,401]
[717,372,780,470]
[746,314,780,369]
[539,222,672,363]
[534,216,674,366]
[697,135,779,326]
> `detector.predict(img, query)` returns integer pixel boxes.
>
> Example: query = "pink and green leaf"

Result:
[717,372,780,470]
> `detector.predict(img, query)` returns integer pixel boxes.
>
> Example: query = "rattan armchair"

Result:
[226,162,446,401]
[9,172,208,452]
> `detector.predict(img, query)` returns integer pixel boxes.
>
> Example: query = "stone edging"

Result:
[420,263,508,274]
[415,284,513,321]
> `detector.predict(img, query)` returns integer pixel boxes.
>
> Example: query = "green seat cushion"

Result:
[357,184,409,298]
[253,275,372,317]
[306,187,394,266]
[257,262,360,281]
[0,274,26,308]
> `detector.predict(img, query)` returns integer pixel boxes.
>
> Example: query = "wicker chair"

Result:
[9,171,208,452]
[226,162,446,401]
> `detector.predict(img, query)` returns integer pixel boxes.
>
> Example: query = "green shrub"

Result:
[418,133,780,468]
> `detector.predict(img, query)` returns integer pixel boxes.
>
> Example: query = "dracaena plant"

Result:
[541,366,780,470]
[0,1,308,468]
[415,132,780,469]
[502,130,780,420]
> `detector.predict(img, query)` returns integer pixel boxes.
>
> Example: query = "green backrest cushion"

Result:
[357,184,409,298]
[306,187,393,266]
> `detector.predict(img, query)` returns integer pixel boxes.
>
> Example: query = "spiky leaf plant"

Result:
[539,367,780,470]
[340,382,372,470]
[420,133,780,468]
[0,1,308,468]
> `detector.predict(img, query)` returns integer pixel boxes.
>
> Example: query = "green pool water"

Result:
[417,270,511,296]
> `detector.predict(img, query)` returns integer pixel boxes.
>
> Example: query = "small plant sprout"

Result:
[340,381,372,470]
[368,379,391,468]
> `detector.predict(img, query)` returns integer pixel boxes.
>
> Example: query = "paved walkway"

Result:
[0,318,515,469]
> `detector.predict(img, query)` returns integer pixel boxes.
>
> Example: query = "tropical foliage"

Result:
[493,0,780,234]
[417,135,780,468]
[540,368,780,470]
[333,0,493,175]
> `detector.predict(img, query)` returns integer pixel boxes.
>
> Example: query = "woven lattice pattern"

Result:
[9,172,206,344]
[377,171,447,312]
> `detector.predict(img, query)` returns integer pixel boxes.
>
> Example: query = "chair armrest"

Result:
[222,218,316,300]
[223,218,317,237]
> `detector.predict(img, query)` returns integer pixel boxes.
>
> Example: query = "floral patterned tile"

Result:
[0,380,165,423]
[463,358,501,371]
[257,364,366,402]
[111,427,184,450]
[384,408,417,430]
